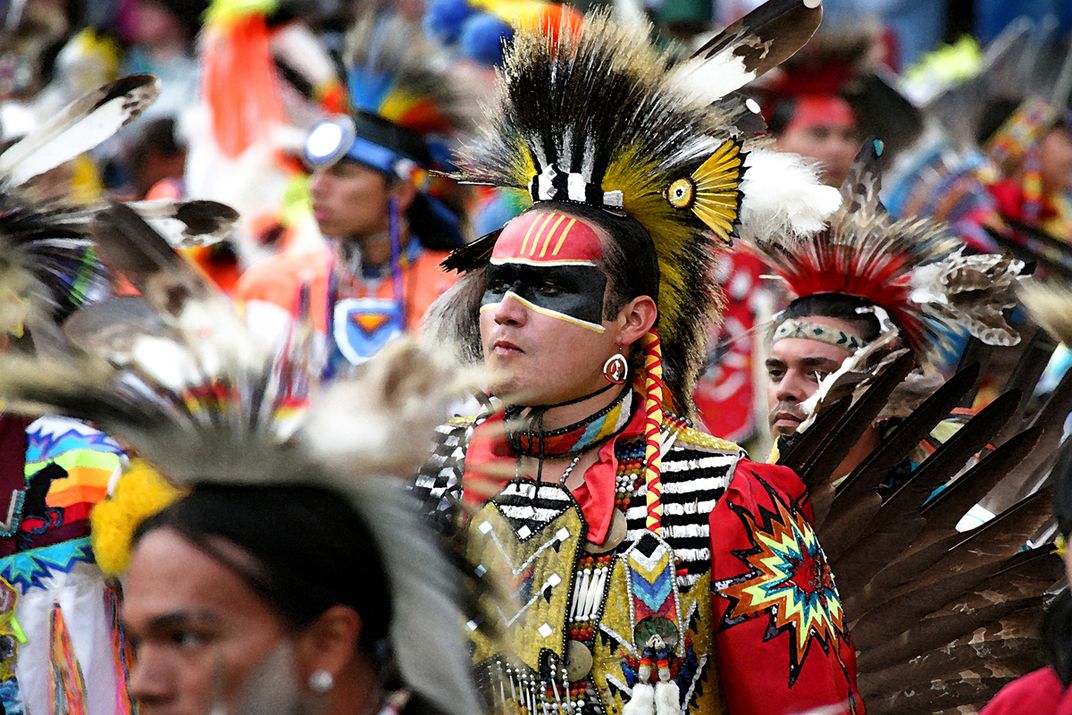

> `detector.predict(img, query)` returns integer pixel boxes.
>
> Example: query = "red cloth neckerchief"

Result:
[462,398,647,546]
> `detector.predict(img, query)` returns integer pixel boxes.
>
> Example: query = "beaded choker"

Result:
[506,386,633,459]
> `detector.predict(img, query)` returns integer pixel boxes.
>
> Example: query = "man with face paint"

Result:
[415,5,864,714]
[236,14,471,372]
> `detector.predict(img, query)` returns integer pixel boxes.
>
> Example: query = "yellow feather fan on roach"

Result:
[435,5,841,413]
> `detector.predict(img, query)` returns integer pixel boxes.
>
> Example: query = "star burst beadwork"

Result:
[719,482,847,684]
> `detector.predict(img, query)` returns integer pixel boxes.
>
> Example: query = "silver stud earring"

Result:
[309,669,335,694]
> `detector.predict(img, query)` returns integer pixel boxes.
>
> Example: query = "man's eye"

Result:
[170,629,211,649]
[810,371,830,384]
[487,279,509,293]
[538,282,562,297]
[767,368,784,380]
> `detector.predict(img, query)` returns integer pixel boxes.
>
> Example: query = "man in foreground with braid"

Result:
[412,3,862,713]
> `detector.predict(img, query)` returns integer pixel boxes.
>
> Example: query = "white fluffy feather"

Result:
[668,51,755,106]
[655,681,681,714]
[623,683,656,715]
[270,22,339,88]
[301,337,480,478]
[739,149,842,240]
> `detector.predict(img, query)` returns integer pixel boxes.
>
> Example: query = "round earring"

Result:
[602,353,628,384]
[308,669,335,694]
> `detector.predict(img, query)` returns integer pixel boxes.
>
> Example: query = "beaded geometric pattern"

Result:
[594,534,722,713]
[466,484,586,675]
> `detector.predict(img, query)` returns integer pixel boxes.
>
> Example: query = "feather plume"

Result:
[61,296,170,365]
[302,338,479,478]
[674,0,824,105]
[911,249,1023,347]
[127,199,239,249]
[0,215,106,342]
[0,205,486,715]
[345,13,477,142]
[0,76,241,353]
[737,149,843,240]
[0,195,242,355]
[270,21,342,107]
[875,369,946,421]
[1019,280,1072,345]
[0,75,157,187]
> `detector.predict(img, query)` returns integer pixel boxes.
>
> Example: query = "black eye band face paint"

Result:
[480,262,608,333]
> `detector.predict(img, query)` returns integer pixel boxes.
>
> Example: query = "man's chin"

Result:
[488,377,530,405]
[771,421,801,437]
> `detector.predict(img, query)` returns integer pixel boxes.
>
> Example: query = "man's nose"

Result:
[492,291,528,326]
[776,369,812,404]
[309,170,332,198]
[127,646,174,707]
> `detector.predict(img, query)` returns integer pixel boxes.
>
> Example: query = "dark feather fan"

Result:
[784,339,1067,711]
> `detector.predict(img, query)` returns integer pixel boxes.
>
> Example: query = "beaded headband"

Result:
[772,318,868,352]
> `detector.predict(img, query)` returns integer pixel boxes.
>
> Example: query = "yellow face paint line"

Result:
[552,218,577,256]
[529,213,556,256]
[539,214,568,258]
[519,211,543,255]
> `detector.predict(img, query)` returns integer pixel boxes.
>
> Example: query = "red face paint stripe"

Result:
[552,218,577,256]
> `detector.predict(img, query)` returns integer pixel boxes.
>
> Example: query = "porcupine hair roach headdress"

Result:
[434,0,841,411]
[430,0,840,536]
[752,141,1023,364]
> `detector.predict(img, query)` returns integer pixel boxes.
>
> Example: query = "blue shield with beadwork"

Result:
[332,297,404,365]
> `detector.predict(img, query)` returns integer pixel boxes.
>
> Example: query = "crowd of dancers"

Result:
[1,1,1072,714]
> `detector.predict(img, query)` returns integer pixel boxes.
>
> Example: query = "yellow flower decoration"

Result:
[90,461,184,577]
